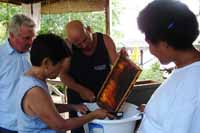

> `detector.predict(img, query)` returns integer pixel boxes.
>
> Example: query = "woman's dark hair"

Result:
[30,33,71,66]
[137,0,199,50]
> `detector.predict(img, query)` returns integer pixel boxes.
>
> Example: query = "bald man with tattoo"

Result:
[60,20,118,133]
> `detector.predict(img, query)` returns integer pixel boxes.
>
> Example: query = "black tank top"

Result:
[67,32,111,104]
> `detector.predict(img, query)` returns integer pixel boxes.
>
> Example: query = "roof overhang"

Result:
[0,0,106,13]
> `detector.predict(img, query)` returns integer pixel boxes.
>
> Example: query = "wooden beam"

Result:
[0,0,43,5]
[105,0,111,35]
[0,0,21,5]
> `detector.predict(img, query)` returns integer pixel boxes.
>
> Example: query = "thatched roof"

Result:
[0,0,111,34]
[0,0,107,14]
[41,0,106,14]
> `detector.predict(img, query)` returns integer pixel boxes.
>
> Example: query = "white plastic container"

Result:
[78,102,141,133]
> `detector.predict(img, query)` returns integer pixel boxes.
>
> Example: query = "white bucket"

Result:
[78,102,141,133]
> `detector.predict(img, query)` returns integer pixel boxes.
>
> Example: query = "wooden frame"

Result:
[97,54,142,112]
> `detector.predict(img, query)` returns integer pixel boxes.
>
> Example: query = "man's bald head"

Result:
[66,20,86,43]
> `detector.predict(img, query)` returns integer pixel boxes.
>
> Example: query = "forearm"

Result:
[44,113,96,131]
[60,57,82,92]
[60,73,84,93]
[55,103,75,113]
[39,103,94,131]
[57,113,96,130]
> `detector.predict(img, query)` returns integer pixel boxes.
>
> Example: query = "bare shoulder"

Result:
[25,86,50,100]
[103,34,114,43]
[101,34,116,49]
[61,57,71,73]
[23,86,52,116]
[102,33,118,64]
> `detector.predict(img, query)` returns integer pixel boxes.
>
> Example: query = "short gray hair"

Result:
[8,14,36,36]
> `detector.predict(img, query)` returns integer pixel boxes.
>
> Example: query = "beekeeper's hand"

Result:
[91,109,115,119]
[72,104,89,114]
[79,86,96,102]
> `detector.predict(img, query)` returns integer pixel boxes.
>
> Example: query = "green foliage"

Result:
[111,0,125,44]
[139,62,164,82]
[38,14,67,37]
[38,12,105,37]
[39,0,124,41]
[55,84,65,93]
[0,3,22,43]
[0,3,22,21]
[0,23,7,43]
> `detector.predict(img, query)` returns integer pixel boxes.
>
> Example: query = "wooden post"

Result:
[105,0,111,35]
[140,49,144,68]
